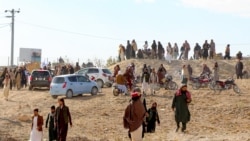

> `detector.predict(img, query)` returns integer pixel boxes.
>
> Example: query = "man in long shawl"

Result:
[126,40,132,60]
[157,64,167,84]
[123,88,146,141]
[55,98,72,141]
[172,84,191,133]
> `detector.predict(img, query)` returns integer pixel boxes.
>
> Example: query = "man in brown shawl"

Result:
[123,88,146,141]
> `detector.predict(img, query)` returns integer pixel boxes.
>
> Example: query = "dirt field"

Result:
[0,59,250,141]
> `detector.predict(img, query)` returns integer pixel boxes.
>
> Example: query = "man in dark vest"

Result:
[46,105,57,141]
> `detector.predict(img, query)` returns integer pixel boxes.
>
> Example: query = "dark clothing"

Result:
[46,113,57,141]
[123,99,146,132]
[179,46,185,60]
[151,41,157,59]
[146,108,160,133]
[126,43,132,60]
[69,67,74,74]
[172,90,191,132]
[55,106,72,141]
[236,52,242,60]
[157,43,164,60]
[235,61,244,79]
[141,72,150,83]
[202,43,209,60]
[137,49,143,59]
[187,65,193,78]
[21,70,27,88]
[157,67,167,84]
[151,42,157,53]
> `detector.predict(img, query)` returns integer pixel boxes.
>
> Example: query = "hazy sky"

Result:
[1,0,250,66]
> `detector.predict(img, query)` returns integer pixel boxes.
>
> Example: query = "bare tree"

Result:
[93,57,105,68]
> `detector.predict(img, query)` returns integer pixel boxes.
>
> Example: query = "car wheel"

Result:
[106,83,112,88]
[91,87,98,95]
[96,79,104,88]
[51,95,58,99]
[29,85,33,91]
[66,90,73,98]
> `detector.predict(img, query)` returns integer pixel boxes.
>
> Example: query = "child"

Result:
[45,106,57,141]
[146,102,160,133]
[3,74,10,101]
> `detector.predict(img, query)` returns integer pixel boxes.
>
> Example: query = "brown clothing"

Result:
[116,74,126,85]
[31,115,44,131]
[123,99,146,132]
[55,106,72,141]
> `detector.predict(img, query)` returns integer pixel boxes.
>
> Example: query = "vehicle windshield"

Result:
[77,69,88,74]
[32,71,50,77]
[52,77,65,83]
[102,69,111,74]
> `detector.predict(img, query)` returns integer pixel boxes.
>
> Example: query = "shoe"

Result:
[181,128,186,133]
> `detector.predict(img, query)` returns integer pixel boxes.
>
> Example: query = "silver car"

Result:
[50,74,99,99]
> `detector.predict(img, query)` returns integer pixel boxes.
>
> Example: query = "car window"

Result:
[88,68,99,74]
[32,71,50,77]
[102,69,112,74]
[53,77,65,83]
[78,69,88,74]
[68,76,77,82]
[77,76,89,82]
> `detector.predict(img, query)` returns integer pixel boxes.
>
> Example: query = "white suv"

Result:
[75,67,113,88]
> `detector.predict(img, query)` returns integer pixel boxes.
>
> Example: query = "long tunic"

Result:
[172,90,191,123]
[30,116,43,141]
[3,79,10,99]
[213,67,219,81]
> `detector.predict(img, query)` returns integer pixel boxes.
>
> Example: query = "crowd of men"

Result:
[118,39,243,61]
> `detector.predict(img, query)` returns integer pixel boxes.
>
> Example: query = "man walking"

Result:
[46,105,57,141]
[30,108,43,141]
[55,98,72,141]
[172,84,192,133]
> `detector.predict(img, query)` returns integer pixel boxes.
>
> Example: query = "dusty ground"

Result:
[0,59,250,141]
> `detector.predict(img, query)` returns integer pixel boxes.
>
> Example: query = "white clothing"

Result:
[150,83,157,94]
[117,84,127,94]
[130,125,143,141]
[166,54,172,63]
[30,116,43,141]
[149,72,158,94]
[181,68,189,77]
[142,82,149,94]
[120,52,125,61]
[143,44,148,51]
[141,77,149,94]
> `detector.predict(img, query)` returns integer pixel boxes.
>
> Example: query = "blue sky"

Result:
[0,0,250,66]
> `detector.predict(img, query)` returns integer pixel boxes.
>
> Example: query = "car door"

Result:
[67,76,79,94]
[87,68,99,81]
[77,75,92,93]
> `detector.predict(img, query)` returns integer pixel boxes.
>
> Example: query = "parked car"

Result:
[29,70,52,90]
[50,74,99,99]
[74,67,113,88]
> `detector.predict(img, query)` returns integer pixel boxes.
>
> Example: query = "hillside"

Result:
[0,58,250,141]
[109,58,250,80]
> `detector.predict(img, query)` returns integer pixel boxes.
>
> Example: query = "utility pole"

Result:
[5,9,20,66]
